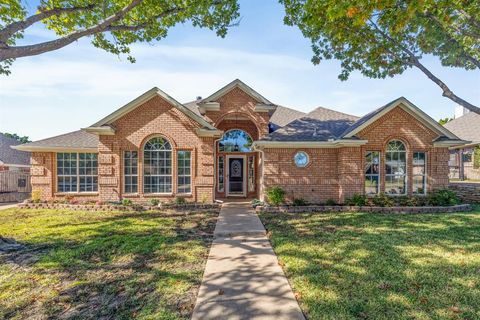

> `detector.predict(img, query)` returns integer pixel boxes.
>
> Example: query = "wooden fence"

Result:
[0,170,31,193]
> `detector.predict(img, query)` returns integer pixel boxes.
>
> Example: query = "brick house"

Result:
[14,79,465,204]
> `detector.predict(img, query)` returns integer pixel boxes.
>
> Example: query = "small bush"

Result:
[150,199,160,206]
[122,199,133,206]
[265,187,286,206]
[251,199,264,208]
[200,194,208,204]
[175,197,186,205]
[428,189,460,206]
[372,193,395,207]
[31,189,42,203]
[292,198,308,206]
[325,198,337,206]
[344,194,367,206]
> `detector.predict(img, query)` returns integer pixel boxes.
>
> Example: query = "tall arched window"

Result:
[385,140,406,195]
[144,137,172,193]
[218,129,253,152]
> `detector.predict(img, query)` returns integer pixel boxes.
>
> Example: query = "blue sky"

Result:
[1,0,479,141]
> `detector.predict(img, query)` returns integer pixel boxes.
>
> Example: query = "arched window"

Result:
[385,140,406,195]
[143,137,172,193]
[219,129,253,152]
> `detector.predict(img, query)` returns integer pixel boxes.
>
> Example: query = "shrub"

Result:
[121,199,133,206]
[150,199,160,206]
[175,196,186,205]
[200,193,208,204]
[265,187,286,206]
[31,189,42,203]
[251,199,264,208]
[292,198,307,206]
[394,196,410,206]
[325,198,337,206]
[427,189,460,206]
[372,193,395,207]
[344,194,367,206]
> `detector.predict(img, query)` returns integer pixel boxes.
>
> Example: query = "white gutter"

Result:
[83,126,116,135]
[11,145,98,153]
[252,139,368,149]
[433,140,471,148]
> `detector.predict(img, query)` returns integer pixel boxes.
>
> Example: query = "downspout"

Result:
[213,137,221,203]
[253,144,265,202]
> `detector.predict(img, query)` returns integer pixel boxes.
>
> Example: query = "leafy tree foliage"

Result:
[281,0,480,112]
[438,117,453,125]
[1,132,30,143]
[0,0,239,74]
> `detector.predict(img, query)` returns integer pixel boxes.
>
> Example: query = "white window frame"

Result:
[294,151,309,168]
[248,155,255,193]
[177,150,192,194]
[218,155,225,192]
[413,151,427,195]
[56,152,98,193]
[123,151,138,194]
[385,140,407,195]
[365,151,381,195]
[143,137,173,194]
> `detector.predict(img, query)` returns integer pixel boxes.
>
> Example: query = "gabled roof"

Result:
[341,97,458,139]
[269,105,306,131]
[0,134,30,166]
[89,87,216,131]
[444,111,480,144]
[200,79,274,105]
[260,106,358,142]
[12,130,99,152]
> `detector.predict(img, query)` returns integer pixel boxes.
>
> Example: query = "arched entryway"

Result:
[215,115,260,199]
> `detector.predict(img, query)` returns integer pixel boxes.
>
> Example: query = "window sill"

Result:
[143,193,174,197]
[55,192,99,196]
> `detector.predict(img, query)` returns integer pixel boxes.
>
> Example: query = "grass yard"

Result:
[0,208,218,320]
[260,208,480,320]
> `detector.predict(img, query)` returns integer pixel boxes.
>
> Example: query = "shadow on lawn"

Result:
[1,211,218,320]
[261,212,480,319]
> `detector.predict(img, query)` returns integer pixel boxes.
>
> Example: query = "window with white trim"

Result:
[143,137,172,193]
[385,140,407,195]
[365,151,380,195]
[124,151,138,193]
[294,151,309,167]
[413,152,427,194]
[57,153,97,193]
[218,156,224,192]
[248,155,255,192]
[177,150,191,194]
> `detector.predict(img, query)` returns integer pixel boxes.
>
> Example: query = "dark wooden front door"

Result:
[228,157,244,194]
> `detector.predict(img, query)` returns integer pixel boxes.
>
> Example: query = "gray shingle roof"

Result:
[0,134,30,165]
[17,130,98,150]
[444,111,480,144]
[269,105,306,131]
[261,106,359,142]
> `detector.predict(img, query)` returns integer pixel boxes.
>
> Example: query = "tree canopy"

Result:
[281,0,480,112]
[0,0,239,74]
[1,132,31,143]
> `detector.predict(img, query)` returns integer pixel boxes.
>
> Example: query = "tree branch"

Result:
[368,19,480,113]
[0,4,97,45]
[0,0,144,61]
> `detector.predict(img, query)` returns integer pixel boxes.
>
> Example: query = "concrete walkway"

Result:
[192,202,305,320]
[0,202,18,211]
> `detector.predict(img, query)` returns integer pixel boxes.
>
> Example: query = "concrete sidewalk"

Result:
[0,202,18,211]
[192,202,305,320]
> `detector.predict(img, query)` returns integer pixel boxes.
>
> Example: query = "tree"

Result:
[438,117,453,125]
[281,0,480,113]
[0,0,239,75]
[1,132,31,143]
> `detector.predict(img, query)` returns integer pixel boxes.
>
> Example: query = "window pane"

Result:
[219,130,253,152]
[218,156,224,192]
[177,151,191,194]
[385,175,406,195]
[78,153,98,192]
[57,153,78,192]
[413,152,426,194]
[365,151,380,194]
[385,141,406,195]
[124,151,138,193]
[144,138,172,193]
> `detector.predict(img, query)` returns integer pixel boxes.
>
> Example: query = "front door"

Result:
[227,156,245,196]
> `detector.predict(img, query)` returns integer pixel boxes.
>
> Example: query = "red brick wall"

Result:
[98,95,215,203]
[262,105,450,203]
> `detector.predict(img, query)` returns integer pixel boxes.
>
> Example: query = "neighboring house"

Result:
[444,111,480,180]
[13,79,464,204]
[0,133,31,200]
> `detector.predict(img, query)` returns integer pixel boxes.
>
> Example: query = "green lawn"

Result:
[260,208,480,320]
[0,208,218,320]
